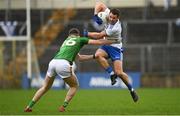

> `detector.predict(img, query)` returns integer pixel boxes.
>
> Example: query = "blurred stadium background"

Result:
[0,0,180,89]
[0,0,180,114]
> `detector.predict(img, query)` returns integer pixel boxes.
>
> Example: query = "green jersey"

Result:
[54,36,89,62]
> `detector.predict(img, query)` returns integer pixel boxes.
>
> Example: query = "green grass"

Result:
[0,88,180,115]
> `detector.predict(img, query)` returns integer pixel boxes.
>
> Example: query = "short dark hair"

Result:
[69,28,80,36]
[110,9,120,17]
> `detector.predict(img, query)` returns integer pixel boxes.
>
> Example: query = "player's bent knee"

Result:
[95,52,101,57]
[68,82,79,89]
[115,71,124,77]
[73,84,79,89]
[95,52,106,59]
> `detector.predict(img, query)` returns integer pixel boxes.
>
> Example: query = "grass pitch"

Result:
[0,88,180,115]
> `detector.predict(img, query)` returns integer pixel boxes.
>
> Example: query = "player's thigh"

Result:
[63,75,78,88]
[95,48,108,58]
[46,59,57,78]
[43,75,55,89]
[113,60,123,73]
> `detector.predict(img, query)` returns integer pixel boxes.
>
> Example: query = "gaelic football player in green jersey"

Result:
[24,28,117,112]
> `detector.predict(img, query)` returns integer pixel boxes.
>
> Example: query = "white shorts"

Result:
[46,59,76,79]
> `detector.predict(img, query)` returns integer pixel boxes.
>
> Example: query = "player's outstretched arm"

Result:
[88,39,117,45]
[76,53,94,61]
[87,31,106,39]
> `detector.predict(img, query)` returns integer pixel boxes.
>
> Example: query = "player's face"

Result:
[108,13,119,25]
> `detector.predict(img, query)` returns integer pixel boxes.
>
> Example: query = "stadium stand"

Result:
[0,8,76,88]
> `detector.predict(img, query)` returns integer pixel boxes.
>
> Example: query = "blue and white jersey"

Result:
[104,8,122,49]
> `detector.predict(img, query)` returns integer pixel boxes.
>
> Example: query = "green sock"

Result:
[63,101,69,108]
[28,100,36,108]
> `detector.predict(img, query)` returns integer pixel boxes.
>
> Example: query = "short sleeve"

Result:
[80,37,89,45]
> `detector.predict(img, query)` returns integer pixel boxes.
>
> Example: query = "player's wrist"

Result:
[83,29,88,37]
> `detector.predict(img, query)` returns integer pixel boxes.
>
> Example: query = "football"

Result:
[97,11,108,24]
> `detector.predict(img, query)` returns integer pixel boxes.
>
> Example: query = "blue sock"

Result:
[127,83,134,92]
[105,66,114,75]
